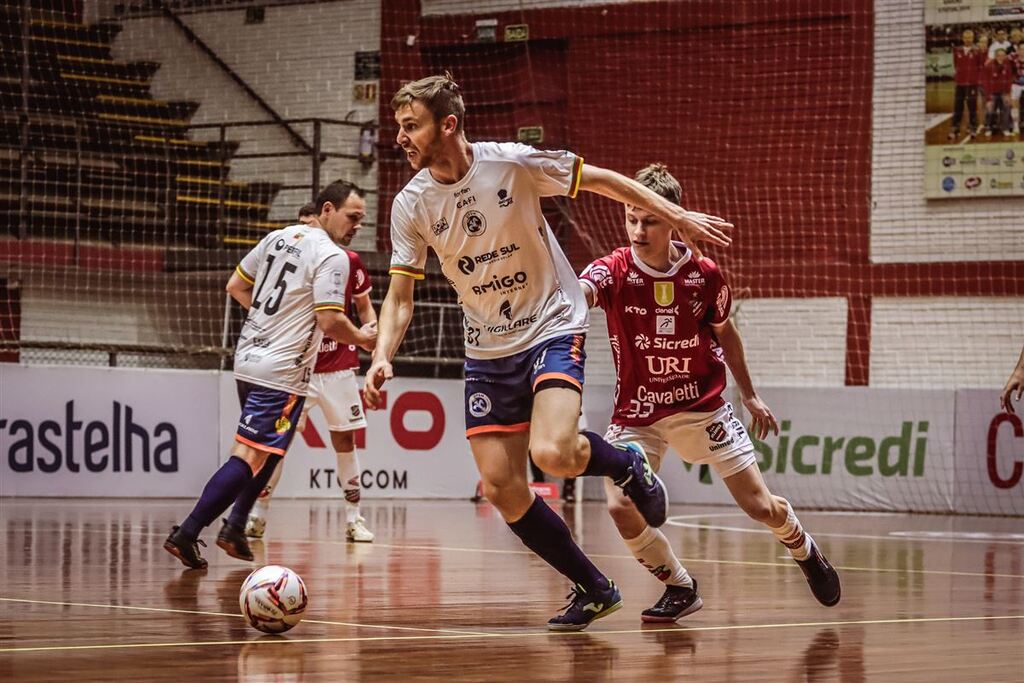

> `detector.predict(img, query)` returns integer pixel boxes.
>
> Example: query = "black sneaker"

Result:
[795,538,841,607]
[641,580,704,623]
[548,581,623,632]
[163,526,208,570]
[613,442,668,528]
[216,519,254,561]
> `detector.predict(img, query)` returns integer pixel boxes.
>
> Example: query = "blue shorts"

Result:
[235,380,306,455]
[464,334,586,438]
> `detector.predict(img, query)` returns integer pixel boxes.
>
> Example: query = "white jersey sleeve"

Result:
[507,143,584,199]
[236,239,266,285]
[388,195,428,280]
[312,250,351,312]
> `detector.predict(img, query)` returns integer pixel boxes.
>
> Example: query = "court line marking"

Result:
[0,597,489,637]
[2,613,1021,654]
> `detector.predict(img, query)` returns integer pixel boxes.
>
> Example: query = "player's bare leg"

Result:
[722,463,841,606]
[530,387,669,527]
[330,429,372,542]
[245,455,283,538]
[602,459,702,623]
[471,430,622,631]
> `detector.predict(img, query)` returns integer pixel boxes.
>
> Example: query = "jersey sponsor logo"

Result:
[654,282,675,306]
[645,355,691,378]
[684,270,705,286]
[635,333,700,351]
[625,305,647,315]
[251,337,271,349]
[586,263,612,289]
[656,315,676,335]
[459,244,521,275]
[468,392,492,418]
[716,286,729,318]
[273,238,303,256]
[471,270,528,296]
[462,210,487,237]
[356,270,366,288]
[485,301,539,336]
[627,270,644,286]
[465,324,482,346]
[457,195,477,209]
[636,381,700,405]
[499,299,513,321]
[432,217,450,236]
[497,188,513,208]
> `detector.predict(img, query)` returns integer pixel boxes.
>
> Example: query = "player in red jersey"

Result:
[579,164,841,621]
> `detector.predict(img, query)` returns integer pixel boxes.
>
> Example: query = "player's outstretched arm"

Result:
[578,164,733,254]
[354,294,379,352]
[713,317,779,439]
[578,279,597,308]
[315,309,376,349]
[364,275,416,409]
[1001,343,1024,414]
[226,271,254,310]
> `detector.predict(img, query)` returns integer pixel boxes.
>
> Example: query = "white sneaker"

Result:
[346,519,374,543]
[245,514,266,539]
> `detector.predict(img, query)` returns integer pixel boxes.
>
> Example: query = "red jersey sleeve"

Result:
[701,258,732,325]
[579,253,619,309]
[346,250,373,298]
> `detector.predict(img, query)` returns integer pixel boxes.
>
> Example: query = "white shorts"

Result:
[1012,84,1022,101]
[302,369,367,431]
[604,402,756,479]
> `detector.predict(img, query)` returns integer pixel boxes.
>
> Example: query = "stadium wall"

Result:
[2,367,1020,515]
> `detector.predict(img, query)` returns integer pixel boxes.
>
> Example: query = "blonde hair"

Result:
[634,163,682,205]
[391,72,465,131]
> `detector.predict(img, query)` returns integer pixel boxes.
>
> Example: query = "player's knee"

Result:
[529,439,576,478]
[742,495,776,525]
[480,478,526,508]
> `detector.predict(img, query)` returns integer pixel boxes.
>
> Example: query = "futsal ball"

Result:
[239,565,308,634]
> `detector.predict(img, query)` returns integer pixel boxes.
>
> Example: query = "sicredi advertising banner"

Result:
[651,387,956,512]
[218,374,479,499]
[0,365,221,496]
[954,389,1024,515]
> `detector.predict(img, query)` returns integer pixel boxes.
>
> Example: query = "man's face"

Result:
[996,49,1007,64]
[320,192,366,245]
[395,101,448,171]
[624,205,672,255]
[963,30,975,46]
[298,214,317,225]
[1011,28,1022,44]
[996,30,1007,42]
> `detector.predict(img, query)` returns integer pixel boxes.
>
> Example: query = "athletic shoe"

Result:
[548,581,623,632]
[614,442,669,528]
[346,519,374,543]
[216,519,254,561]
[244,513,266,539]
[163,526,208,570]
[947,130,958,140]
[795,538,841,607]
[641,580,704,623]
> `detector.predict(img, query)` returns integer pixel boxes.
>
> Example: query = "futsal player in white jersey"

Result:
[363,74,732,630]
[580,164,841,620]
[164,181,377,569]
[230,202,378,546]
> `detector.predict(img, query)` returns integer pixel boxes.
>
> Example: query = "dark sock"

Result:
[579,430,631,480]
[180,456,253,539]
[508,495,607,591]
[227,454,282,529]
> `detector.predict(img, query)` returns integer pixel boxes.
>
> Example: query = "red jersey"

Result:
[580,244,732,427]
[314,249,372,373]
[986,59,1015,95]
[953,45,984,86]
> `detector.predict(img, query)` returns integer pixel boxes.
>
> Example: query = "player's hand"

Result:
[742,394,779,440]
[675,210,733,250]
[363,358,392,409]
[1001,368,1024,414]
[358,321,378,352]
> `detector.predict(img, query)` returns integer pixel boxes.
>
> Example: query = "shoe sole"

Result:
[244,530,264,539]
[547,599,623,632]
[163,541,207,570]
[641,595,704,623]
[346,536,374,543]
[216,538,254,562]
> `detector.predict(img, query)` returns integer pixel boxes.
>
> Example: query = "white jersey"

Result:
[389,141,589,360]
[234,224,351,394]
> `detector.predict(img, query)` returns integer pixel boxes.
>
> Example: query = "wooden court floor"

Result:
[1,498,1022,682]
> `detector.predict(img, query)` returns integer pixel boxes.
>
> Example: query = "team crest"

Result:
[462,210,487,237]
[274,416,292,435]
[654,282,674,306]
[468,392,492,418]
[705,421,727,443]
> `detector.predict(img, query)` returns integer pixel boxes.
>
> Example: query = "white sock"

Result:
[251,458,284,518]
[623,526,693,588]
[770,500,811,561]
[336,449,361,525]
